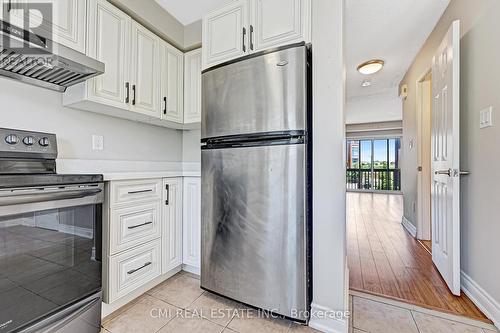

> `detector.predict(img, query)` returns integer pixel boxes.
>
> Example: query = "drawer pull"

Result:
[127,261,152,275]
[127,189,153,194]
[128,221,153,230]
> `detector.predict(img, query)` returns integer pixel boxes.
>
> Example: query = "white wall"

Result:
[0,79,183,162]
[346,89,402,124]
[182,129,201,163]
[309,0,348,332]
[400,0,500,326]
[184,20,203,50]
[109,0,202,50]
[109,0,185,49]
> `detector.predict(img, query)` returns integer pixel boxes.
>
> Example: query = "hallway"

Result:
[347,192,489,323]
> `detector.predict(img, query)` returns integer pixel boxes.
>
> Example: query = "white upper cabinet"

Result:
[130,22,160,118]
[63,0,199,129]
[183,49,202,124]
[160,42,184,123]
[251,0,310,52]
[202,0,249,69]
[86,0,130,109]
[202,0,311,69]
[4,0,87,53]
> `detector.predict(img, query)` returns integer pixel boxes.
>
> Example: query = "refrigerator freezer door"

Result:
[202,45,307,139]
[201,143,308,320]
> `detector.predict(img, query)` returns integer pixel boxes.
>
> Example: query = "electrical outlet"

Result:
[480,106,493,129]
[92,135,104,151]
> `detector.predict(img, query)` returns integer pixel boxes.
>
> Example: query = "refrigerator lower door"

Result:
[201,143,308,321]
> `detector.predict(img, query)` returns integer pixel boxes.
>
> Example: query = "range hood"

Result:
[0,20,104,92]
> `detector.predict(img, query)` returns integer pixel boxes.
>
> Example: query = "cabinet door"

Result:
[202,0,249,69]
[130,21,161,118]
[183,177,201,272]
[250,0,311,51]
[162,178,183,274]
[183,49,202,124]
[160,42,184,123]
[86,0,130,109]
[4,0,86,53]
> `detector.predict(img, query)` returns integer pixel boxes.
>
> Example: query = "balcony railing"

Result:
[346,169,401,191]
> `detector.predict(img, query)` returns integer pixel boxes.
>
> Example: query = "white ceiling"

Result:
[346,0,450,100]
[155,0,229,25]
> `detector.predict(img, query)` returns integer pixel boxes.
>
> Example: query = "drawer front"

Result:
[110,179,162,206]
[110,202,162,255]
[108,239,161,303]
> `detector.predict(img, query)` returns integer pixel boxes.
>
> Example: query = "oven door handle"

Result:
[0,187,103,207]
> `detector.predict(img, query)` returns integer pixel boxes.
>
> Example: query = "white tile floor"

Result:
[101,272,499,333]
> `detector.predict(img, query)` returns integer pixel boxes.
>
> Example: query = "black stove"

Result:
[0,174,103,189]
[0,127,103,186]
[0,128,103,333]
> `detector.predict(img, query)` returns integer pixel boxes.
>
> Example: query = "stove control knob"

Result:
[23,136,35,146]
[39,137,50,147]
[5,134,19,145]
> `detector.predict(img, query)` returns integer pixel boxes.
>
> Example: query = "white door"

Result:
[162,178,183,274]
[130,21,160,117]
[202,0,249,69]
[183,177,201,273]
[160,42,184,123]
[250,0,311,52]
[431,20,461,295]
[183,48,202,124]
[87,0,130,109]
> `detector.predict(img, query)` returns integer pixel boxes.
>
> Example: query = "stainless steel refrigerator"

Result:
[200,43,312,323]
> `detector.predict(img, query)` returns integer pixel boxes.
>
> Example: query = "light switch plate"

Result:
[480,106,493,129]
[92,135,104,151]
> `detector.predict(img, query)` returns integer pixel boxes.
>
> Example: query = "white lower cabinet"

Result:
[109,202,161,255]
[104,176,200,304]
[107,239,162,303]
[162,178,183,273]
[182,177,201,273]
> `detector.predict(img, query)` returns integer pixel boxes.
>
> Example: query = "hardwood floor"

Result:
[347,192,490,323]
[419,239,432,254]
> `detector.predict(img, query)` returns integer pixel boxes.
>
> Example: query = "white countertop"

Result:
[102,170,200,181]
[56,159,200,181]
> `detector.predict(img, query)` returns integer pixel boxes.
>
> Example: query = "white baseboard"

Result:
[308,303,348,333]
[401,216,417,238]
[461,271,500,329]
[182,264,200,276]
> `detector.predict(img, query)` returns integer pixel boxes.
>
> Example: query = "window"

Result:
[346,138,401,191]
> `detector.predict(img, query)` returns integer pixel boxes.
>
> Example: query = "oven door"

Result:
[0,183,103,333]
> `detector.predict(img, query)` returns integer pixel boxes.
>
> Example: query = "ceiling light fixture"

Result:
[361,80,371,87]
[357,59,384,75]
